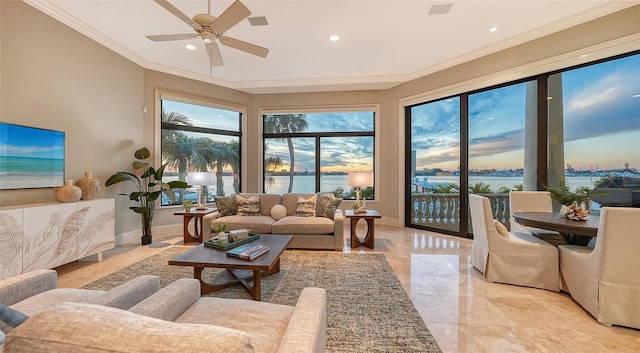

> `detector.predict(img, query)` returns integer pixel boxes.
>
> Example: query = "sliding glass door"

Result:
[407,98,461,234]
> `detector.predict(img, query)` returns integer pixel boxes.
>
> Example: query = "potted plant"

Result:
[545,178,590,207]
[106,147,189,245]
[183,200,194,211]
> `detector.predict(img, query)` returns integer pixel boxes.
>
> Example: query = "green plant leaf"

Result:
[134,147,151,160]
[168,181,189,189]
[132,160,150,170]
[141,167,156,179]
[146,191,162,202]
[105,172,140,187]
[130,206,148,214]
[129,192,145,201]
[162,189,177,203]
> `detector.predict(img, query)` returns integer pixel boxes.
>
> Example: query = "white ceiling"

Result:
[26,0,637,94]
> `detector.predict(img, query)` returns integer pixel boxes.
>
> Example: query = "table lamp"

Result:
[348,171,374,212]
[187,172,215,210]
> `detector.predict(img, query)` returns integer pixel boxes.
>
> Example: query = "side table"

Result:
[344,209,381,249]
[174,208,216,244]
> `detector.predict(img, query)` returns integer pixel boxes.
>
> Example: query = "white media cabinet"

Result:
[0,198,115,280]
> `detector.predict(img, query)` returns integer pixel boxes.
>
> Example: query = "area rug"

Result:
[83,247,442,353]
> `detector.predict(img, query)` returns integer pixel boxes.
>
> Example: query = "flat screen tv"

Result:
[0,122,65,190]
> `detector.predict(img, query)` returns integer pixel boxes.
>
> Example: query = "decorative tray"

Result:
[204,233,260,250]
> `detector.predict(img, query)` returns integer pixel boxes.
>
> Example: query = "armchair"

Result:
[559,207,640,328]
[470,194,560,291]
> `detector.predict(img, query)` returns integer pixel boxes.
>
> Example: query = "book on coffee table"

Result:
[226,243,269,260]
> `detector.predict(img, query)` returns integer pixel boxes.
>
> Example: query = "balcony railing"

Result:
[410,193,511,233]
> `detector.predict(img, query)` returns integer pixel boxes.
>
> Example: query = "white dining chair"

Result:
[469,194,560,291]
[558,207,640,328]
[509,191,562,237]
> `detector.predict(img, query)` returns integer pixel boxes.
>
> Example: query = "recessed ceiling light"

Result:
[489,27,498,33]
[185,44,196,50]
[329,35,340,42]
[580,54,589,58]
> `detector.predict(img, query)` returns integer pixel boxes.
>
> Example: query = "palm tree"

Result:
[264,114,309,193]
[207,141,235,196]
[227,140,240,193]
[264,155,283,192]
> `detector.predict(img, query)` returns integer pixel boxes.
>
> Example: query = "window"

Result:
[406,50,639,237]
[158,92,243,206]
[408,97,461,233]
[548,53,640,211]
[262,109,376,199]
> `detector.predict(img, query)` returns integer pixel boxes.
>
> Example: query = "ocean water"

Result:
[212,175,605,196]
[0,156,64,189]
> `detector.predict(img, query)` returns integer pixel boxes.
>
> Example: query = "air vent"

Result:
[428,4,453,15]
[248,16,268,26]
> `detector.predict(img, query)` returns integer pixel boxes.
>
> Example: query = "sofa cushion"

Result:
[175,297,293,353]
[214,194,238,216]
[272,216,335,235]
[294,195,317,217]
[0,304,28,334]
[282,194,317,216]
[236,195,260,216]
[315,193,342,220]
[4,302,255,353]
[252,193,282,216]
[10,288,106,317]
[494,220,510,238]
[214,215,275,234]
[271,205,287,221]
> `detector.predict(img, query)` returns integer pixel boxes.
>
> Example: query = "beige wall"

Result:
[1,0,145,237]
[2,1,638,241]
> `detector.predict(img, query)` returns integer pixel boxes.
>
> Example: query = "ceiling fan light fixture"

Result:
[201,32,216,43]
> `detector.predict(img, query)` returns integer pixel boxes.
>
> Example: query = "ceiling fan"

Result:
[146,0,269,67]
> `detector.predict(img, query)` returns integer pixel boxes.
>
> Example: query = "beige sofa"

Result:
[4,278,327,353]
[1,269,161,352]
[205,193,344,251]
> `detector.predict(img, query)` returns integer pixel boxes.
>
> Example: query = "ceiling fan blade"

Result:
[220,36,269,58]
[153,0,202,31]
[206,42,224,66]
[211,0,251,34]
[145,34,198,42]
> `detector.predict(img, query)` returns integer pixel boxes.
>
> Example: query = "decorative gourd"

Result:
[75,172,101,200]
[55,180,82,203]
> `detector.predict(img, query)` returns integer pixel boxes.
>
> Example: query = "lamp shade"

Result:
[348,172,374,187]
[187,172,215,185]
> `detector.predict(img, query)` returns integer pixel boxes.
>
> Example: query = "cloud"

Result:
[0,143,63,158]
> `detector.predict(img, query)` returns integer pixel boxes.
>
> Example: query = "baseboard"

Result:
[115,223,183,246]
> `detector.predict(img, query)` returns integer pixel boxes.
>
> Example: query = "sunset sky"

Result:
[162,53,639,175]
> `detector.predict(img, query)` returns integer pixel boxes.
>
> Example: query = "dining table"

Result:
[512,212,600,245]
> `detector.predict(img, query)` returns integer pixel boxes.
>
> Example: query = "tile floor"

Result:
[55,223,640,353]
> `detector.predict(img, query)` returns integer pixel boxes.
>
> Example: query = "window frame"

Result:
[154,89,248,207]
[259,105,380,199]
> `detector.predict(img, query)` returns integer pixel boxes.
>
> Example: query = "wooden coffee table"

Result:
[168,234,292,301]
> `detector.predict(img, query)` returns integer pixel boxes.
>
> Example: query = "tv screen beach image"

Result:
[0,122,64,190]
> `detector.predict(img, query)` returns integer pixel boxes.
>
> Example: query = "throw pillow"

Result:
[214,194,238,216]
[295,195,317,217]
[0,303,28,334]
[236,194,260,216]
[315,193,343,219]
[494,220,510,238]
[271,204,287,220]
